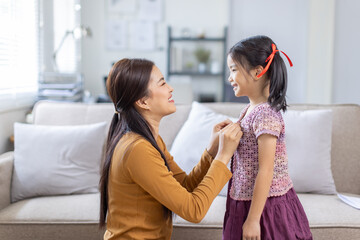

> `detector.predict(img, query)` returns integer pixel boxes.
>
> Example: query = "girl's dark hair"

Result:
[228,35,289,111]
[99,58,171,228]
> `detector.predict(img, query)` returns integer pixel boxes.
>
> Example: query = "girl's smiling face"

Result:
[227,55,252,97]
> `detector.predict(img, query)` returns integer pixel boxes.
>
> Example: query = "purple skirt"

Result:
[223,188,313,240]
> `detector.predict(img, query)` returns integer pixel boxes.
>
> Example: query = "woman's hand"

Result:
[206,119,233,158]
[242,218,261,240]
[214,122,242,165]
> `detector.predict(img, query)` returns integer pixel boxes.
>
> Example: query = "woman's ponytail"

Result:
[99,113,123,228]
[127,108,170,170]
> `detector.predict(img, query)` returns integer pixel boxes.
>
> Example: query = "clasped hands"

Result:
[206,119,243,165]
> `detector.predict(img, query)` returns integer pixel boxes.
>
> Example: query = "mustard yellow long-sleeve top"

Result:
[104,132,232,240]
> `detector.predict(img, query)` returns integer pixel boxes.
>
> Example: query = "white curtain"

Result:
[0,0,39,109]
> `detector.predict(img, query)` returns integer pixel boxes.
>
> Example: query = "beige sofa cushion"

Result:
[0,193,99,223]
[299,193,360,228]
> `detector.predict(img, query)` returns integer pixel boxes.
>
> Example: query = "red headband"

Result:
[256,43,293,78]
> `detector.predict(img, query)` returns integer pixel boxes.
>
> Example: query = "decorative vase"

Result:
[198,63,206,73]
[210,61,220,74]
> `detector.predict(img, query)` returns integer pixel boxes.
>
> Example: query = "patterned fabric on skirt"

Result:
[223,185,313,240]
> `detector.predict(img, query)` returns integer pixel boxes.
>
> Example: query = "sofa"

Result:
[0,101,359,240]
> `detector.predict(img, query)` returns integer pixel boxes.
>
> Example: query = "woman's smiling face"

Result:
[145,65,176,118]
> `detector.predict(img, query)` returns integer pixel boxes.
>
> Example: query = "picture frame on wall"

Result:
[107,0,136,14]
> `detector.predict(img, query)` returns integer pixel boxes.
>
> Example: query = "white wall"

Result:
[332,0,360,104]
[228,0,358,105]
[307,0,335,104]
[229,0,309,104]
[72,0,360,104]
[80,0,168,97]
[81,0,229,99]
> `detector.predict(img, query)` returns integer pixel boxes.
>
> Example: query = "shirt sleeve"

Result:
[162,142,213,193]
[125,139,232,223]
[158,136,213,192]
[252,107,282,139]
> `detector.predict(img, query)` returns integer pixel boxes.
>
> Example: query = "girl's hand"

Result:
[206,119,233,158]
[214,122,242,165]
[242,219,261,240]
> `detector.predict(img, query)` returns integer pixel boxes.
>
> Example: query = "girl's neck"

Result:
[249,95,268,108]
[244,90,269,119]
[243,98,267,119]
[248,84,269,107]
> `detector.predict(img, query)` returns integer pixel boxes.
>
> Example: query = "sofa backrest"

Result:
[33,101,360,194]
[33,101,114,128]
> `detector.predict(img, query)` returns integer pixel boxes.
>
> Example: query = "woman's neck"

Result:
[142,112,160,140]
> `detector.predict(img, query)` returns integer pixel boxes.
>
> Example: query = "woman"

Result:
[99,58,242,240]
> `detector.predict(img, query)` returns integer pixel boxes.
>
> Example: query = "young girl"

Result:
[223,36,313,240]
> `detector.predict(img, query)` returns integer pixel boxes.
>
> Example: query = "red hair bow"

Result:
[257,43,293,78]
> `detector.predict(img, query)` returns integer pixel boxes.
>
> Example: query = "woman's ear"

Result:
[134,97,150,111]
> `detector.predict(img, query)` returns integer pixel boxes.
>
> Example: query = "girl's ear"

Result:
[253,65,264,79]
[134,97,150,111]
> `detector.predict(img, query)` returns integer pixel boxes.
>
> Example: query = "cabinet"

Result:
[167,27,227,102]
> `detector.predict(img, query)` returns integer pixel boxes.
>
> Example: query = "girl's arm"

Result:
[243,134,277,239]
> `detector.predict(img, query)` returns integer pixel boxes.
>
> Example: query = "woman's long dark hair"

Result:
[228,35,289,111]
[99,58,171,228]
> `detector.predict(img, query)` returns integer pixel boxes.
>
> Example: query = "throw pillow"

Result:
[284,109,336,194]
[170,102,237,196]
[12,122,107,202]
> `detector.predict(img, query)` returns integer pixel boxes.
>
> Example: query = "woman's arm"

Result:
[126,140,231,223]
[127,123,241,223]
[243,134,276,239]
[161,119,234,192]
[163,146,214,192]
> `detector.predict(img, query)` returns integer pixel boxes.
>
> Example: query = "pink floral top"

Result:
[229,102,293,201]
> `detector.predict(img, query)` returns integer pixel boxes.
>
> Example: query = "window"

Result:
[0,0,39,110]
[53,0,81,73]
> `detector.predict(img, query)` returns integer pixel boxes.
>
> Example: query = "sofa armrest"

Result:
[0,151,14,210]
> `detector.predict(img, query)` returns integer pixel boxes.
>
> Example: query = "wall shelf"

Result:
[167,26,228,102]
[169,37,225,42]
[168,71,223,77]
